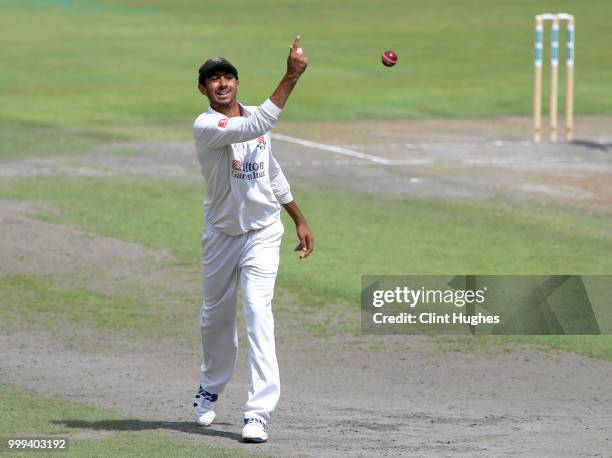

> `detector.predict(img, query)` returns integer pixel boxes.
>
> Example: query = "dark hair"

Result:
[198,70,237,86]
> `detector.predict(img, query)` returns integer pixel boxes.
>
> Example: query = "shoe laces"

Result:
[195,386,218,408]
[244,417,266,428]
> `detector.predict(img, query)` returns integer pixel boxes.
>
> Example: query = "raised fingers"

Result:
[292,35,302,50]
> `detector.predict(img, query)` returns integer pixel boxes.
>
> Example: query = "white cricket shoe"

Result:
[242,418,268,443]
[192,386,218,427]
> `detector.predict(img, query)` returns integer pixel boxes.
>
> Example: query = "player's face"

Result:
[200,71,239,108]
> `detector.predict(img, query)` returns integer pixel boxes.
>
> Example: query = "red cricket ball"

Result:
[381,50,398,67]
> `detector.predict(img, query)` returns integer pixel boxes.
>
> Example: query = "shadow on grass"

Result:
[52,419,242,442]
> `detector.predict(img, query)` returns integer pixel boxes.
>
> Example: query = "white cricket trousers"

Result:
[199,217,283,425]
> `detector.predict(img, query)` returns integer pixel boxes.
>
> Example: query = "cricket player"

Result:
[192,37,313,443]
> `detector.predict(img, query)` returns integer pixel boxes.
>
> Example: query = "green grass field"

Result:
[1,177,611,305]
[1,177,611,359]
[2,0,612,142]
[0,275,184,338]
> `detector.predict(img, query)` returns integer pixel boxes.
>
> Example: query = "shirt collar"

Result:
[207,102,250,117]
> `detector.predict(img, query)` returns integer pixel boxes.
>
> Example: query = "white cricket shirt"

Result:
[193,98,293,236]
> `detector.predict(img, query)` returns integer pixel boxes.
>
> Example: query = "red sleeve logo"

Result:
[218,118,228,128]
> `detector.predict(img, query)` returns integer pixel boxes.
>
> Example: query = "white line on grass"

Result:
[272,134,544,166]
[272,133,396,165]
[403,140,534,149]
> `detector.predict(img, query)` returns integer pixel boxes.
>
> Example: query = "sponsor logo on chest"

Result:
[230,136,268,180]
[231,159,266,180]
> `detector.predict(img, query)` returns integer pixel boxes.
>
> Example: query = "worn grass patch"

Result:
[0,383,258,457]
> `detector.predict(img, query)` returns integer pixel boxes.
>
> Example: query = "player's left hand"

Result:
[287,35,308,78]
[294,223,314,259]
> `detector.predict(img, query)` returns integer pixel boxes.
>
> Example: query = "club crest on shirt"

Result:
[218,118,228,128]
[257,136,266,150]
